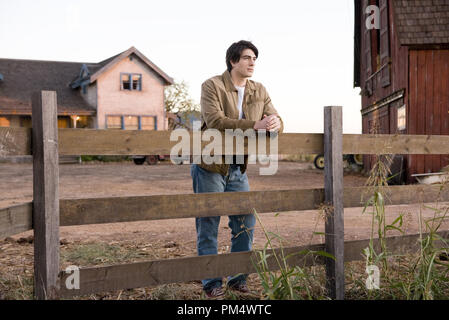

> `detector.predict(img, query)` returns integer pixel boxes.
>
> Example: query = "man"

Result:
[190,40,283,298]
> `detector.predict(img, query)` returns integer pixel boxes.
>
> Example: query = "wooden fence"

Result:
[1,90,449,300]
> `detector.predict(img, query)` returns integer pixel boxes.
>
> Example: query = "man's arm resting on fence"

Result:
[261,84,284,134]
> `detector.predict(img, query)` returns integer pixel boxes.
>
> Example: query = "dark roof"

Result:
[0,47,174,116]
[0,58,97,115]
[393,0,449,45]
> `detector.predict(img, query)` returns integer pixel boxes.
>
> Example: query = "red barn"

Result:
[354,0,449,183]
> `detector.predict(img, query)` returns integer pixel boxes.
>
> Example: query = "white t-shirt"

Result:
[235,85,245,120]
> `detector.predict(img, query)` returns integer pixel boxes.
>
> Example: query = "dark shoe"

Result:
[227,283,250,293]
[205,287,225,299]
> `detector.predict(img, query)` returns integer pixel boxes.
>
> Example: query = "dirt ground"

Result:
[1,160,448,248]
[1,160,449,299]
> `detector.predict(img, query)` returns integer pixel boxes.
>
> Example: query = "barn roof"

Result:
[353,0,449,87]
[393,0,449,46]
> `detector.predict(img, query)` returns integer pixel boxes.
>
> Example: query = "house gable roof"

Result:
[89,47,174,85]
[393,0,449,46]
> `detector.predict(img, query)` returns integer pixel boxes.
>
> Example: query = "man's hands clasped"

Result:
[254,114,281,132]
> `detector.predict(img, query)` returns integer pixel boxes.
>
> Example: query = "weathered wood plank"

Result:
[57,230,449,298]
[57,184,449,226]
[2,127,449,156]
[58,130,324,156]
[0,127,31,156]
[409,50,418,185]
[432,50,441,173]
[343,134,449,155]
[59,189,325,226]
[441,50,449,169]
[0,203,33,238]
[57,130,449,156]
[1,185,449,235]
[324,106,345,300]
[416,51,427,174]
[32,91,60,300]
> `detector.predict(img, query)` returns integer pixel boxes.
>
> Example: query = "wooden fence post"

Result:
[324,106,344,300]
[32,91,60,299]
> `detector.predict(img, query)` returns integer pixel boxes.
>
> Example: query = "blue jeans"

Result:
[191,164,255,292]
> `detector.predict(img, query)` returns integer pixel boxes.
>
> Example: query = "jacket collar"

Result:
[222,70,255,94]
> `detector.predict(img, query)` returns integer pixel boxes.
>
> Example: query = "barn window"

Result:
[140,116,156,130]
[397,105,406,131]
[375,0,381,68]
[121,73,142,91]
[106,115,123,129]
[364,0,373,95]
[379,0,390,87]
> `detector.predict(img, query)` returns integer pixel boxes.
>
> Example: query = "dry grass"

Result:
[1,237,449,300]
[0,239,262,300]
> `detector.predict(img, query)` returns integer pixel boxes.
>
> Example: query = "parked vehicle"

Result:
[132,155,160,165]
[132,111,200,166]
[313,154,363,170]
[132,154,191,165]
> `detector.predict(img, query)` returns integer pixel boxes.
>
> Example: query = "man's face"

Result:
[231,48,257,78]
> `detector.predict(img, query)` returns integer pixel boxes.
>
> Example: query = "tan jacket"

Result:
[198,70,284,176]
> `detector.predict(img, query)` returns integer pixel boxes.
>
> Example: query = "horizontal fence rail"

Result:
[0,203,33,238]
[1,184,449,239]
[0,127,31,156]
[58,230,449,298]
[2,127,449,156]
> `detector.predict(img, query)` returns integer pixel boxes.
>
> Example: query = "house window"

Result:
[121,73,142,91]
[20,116,32,128]
[0,116,10,127]
[141,116,156,130]
[106,115,156,130]
[76,116,89,128]
[122,74,131,90]
[124,115,139,130]
[106,116,123,129]
[132,74,142,91]
[58,117,70,128]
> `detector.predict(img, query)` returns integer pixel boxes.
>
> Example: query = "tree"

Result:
[164,81,201,130]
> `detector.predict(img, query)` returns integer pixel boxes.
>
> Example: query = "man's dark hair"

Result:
[226,40,259,72]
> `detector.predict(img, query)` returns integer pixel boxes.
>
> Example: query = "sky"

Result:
[0,0,362,134]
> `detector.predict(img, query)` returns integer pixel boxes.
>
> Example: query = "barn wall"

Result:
[361,0,409,110]
[407,49,449,181]
[360,1,409,176]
